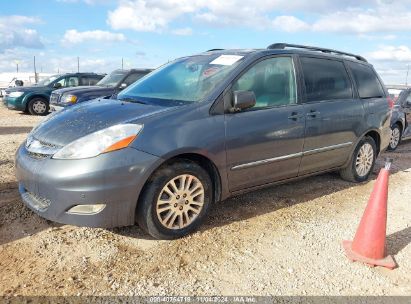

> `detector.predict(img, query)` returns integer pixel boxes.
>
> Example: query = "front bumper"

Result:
[15,144,162,228]
[5,96,25,111]
[50,104,66,112]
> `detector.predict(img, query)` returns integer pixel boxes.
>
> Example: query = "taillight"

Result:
[387,97,395,109]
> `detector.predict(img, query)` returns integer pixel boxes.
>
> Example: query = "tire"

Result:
[136,160,212,240]
[28,98,49,116]
[340,136,377,183]
[387,124,402,151]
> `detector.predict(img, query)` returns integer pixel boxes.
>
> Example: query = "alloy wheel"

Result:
[32,100,47,114]
[390,127,401,149]
[355,143,374,177]
[156,174,205,230]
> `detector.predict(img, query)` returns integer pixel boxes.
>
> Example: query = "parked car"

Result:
[15,43,391,239]
[388,88,411,150]
[1,78,24,97]
[50,69,152,111]
[4,73,104,115]
[387,88,403,102]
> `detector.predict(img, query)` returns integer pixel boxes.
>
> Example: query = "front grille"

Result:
[26,136,61,157]
[36,139,59,148]
[50,93,59,104]
[22,191,51,211]
[27,151,51,159]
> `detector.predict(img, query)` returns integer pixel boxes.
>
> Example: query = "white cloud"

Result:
[312,9,411,34]
[61,29,126,44]
[368,45,411,62]
[171,27,193,36]
[0,15,44,51]
[366,45,411,84]
[106,0,411,35]
[108,0,200,32]
[271,16,309,32]
[0,49,31,72]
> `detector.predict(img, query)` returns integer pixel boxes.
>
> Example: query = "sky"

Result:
[1,0,411,84]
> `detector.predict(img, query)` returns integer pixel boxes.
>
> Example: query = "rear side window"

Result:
[300,57,352,102]
[123,73,145,86]
[81,76,101,86]
[347,62,385,99]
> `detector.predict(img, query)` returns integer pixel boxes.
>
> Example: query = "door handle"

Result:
[306,110,320,118]
[288,112,304,121]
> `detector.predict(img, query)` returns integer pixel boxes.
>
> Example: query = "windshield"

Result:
[97,71,127,87]
[118,54,244,103]
[37,75,59,86]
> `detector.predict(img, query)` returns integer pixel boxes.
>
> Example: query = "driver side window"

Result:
[232,57,297,109]
[54,77,67,87]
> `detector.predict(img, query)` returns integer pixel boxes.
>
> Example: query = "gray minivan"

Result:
[15,44,391,239]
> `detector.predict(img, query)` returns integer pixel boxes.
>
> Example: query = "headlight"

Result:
[64,94,77,103]
[9,91,24,98]
[53,124,143,159]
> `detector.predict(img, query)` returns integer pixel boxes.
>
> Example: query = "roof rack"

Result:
[206,48,225,52]
[267,43,367,62]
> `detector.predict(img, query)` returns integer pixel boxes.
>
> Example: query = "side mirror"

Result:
[405,100,411,107]
[119,83,127,89]
[232,90,256,112]
[53,83,62,89]
[15,80,24,86]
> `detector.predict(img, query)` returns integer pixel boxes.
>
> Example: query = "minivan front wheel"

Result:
[340,136,376,183]
[28,98,49,116]
[137,160,212,239]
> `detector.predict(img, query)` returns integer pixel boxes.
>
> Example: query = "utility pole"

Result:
[14,60,19,74]
[34,56,38,83]
[77,56,80,73]
[406,64,410,87]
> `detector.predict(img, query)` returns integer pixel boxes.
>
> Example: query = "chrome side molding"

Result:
[231,142,353,171]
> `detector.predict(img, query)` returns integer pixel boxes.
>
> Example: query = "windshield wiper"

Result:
[119,97,147,104]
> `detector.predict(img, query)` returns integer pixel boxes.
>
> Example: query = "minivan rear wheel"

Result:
[387,124,401,151]
[340,136,376,183]
[136,160,212,239]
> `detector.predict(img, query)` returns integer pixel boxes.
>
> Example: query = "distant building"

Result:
[0,72,54,88]
[386,84,411,90]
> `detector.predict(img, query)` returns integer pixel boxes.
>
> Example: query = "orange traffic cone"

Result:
[342,159,396,269]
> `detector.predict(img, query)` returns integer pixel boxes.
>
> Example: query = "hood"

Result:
[6,85,47,93]
[31,98,176,147]
[53,86,103,95]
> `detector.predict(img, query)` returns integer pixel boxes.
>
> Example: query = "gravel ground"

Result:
[0,102,410,296]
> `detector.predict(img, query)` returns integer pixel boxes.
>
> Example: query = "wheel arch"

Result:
[363,129,381,155]
[392,120,404,134]
[23,94,50,111]
[138,152,222,209]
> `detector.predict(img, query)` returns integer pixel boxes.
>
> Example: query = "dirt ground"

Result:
[0,102,410,296]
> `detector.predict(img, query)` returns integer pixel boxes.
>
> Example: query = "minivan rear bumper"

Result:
[15,143,162,228]
[380,125,391,152]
